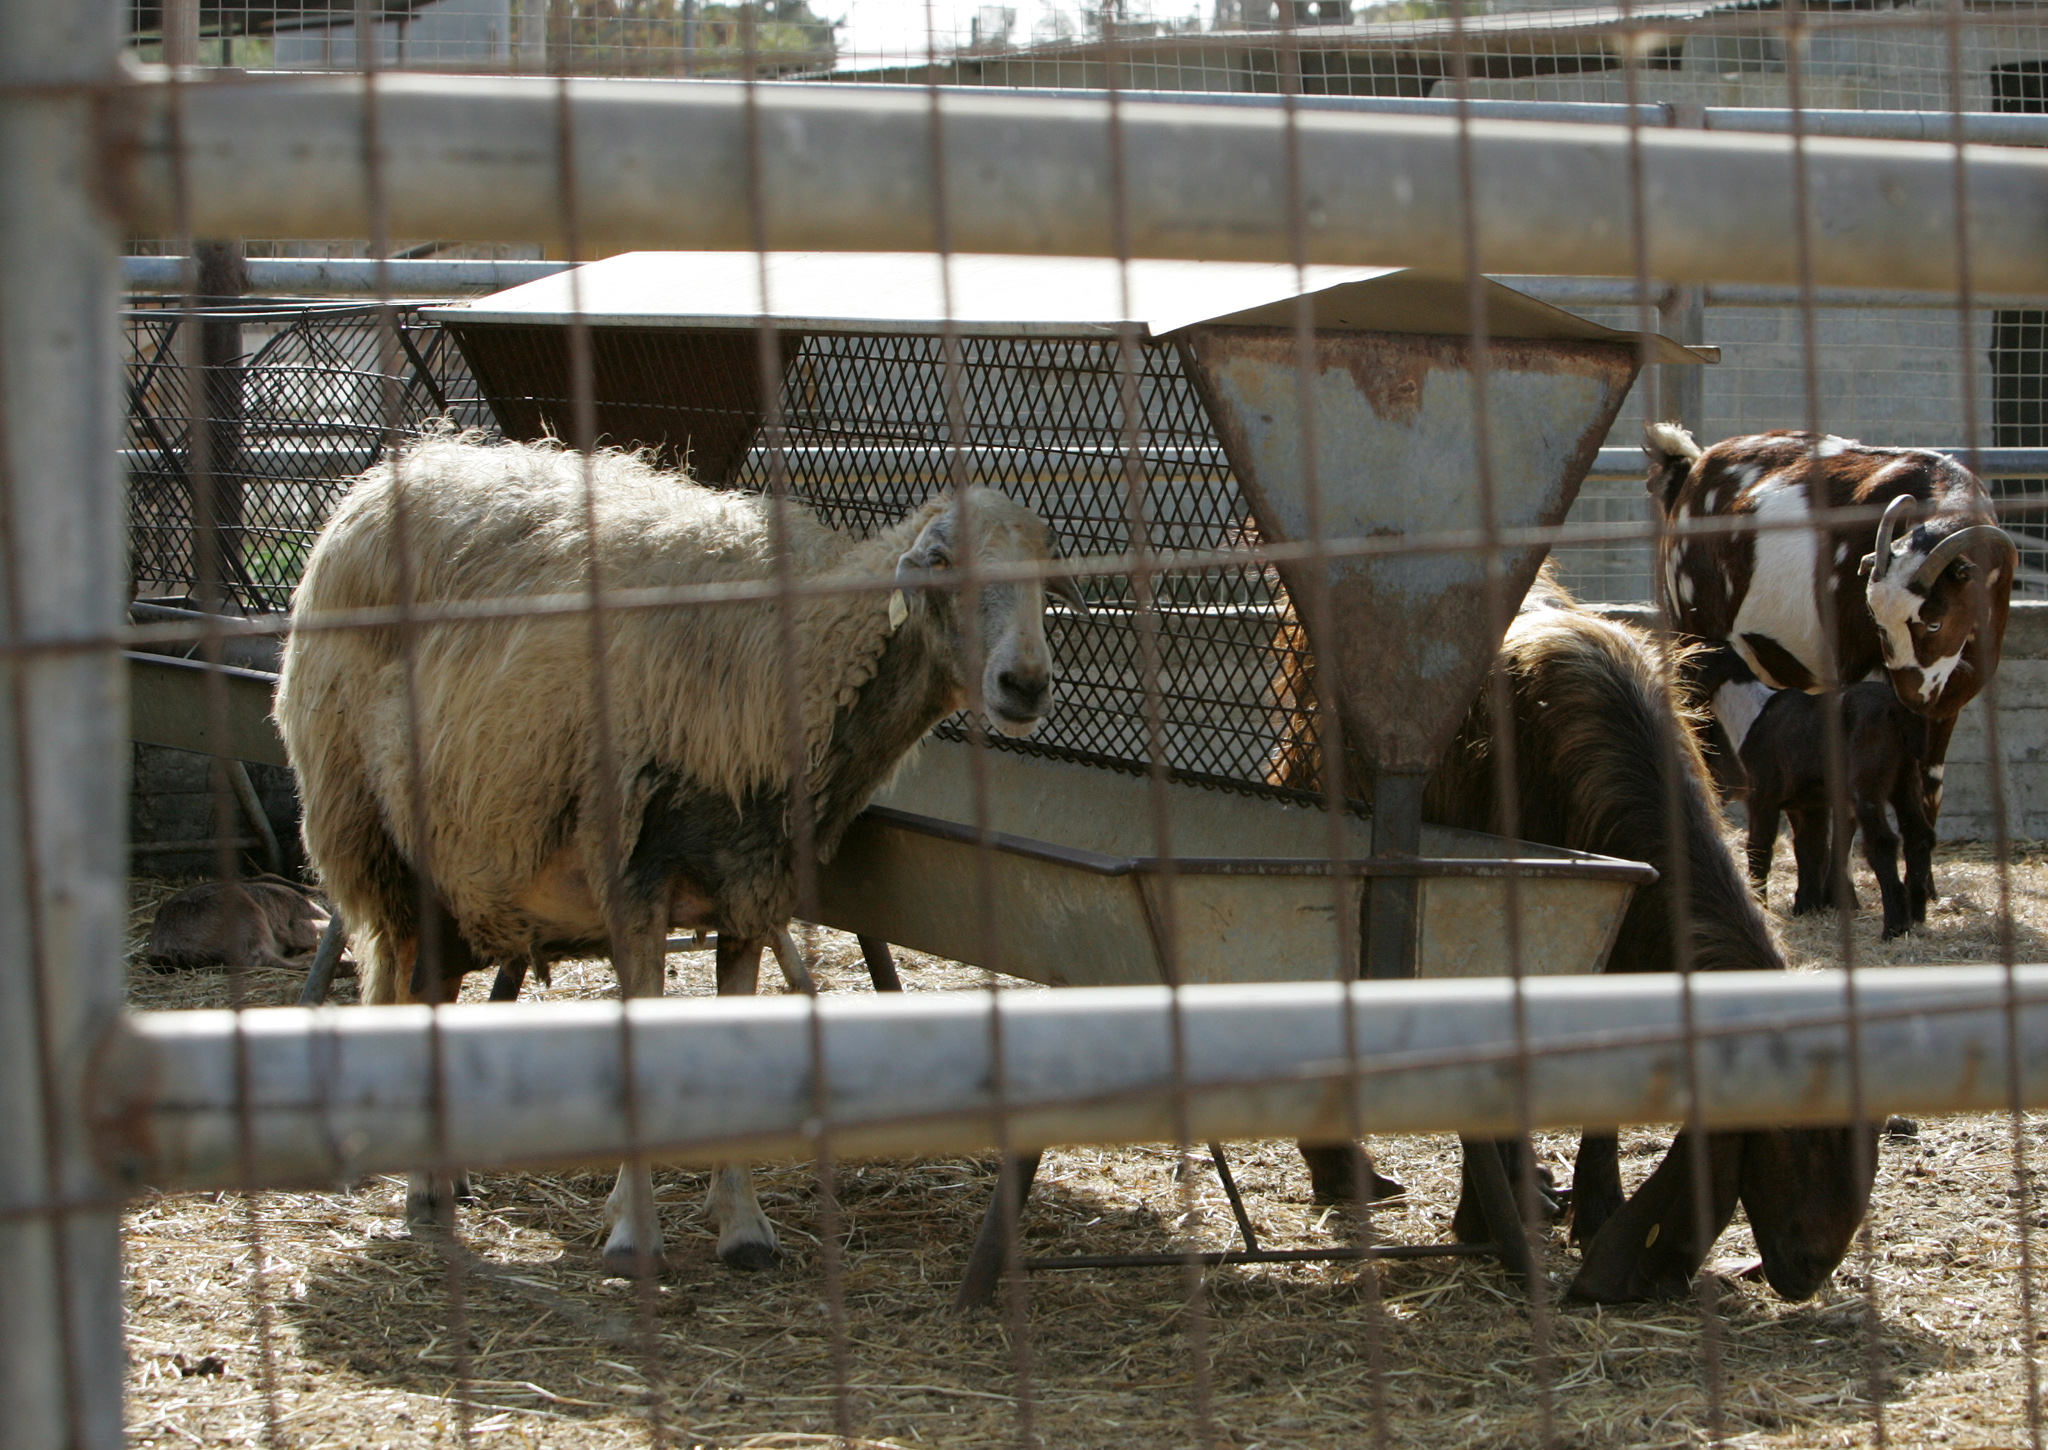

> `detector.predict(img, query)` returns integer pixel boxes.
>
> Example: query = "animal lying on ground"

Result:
[1269,568,1876,1302]
[143,873,331,972]
[1646,425,2013,882]
[277,433,1078,1277]
[1729,671,1934,939]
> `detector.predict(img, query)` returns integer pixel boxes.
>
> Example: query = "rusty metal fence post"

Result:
[0,2,132,1447]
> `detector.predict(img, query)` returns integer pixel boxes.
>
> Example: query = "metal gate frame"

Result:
[13,13,2048,1448]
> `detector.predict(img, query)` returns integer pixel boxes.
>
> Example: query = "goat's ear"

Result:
[1950,557,1976,584]
[1047,572,1091,616]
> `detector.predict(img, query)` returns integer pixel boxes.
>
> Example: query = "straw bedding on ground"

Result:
[123,842,2048,1448]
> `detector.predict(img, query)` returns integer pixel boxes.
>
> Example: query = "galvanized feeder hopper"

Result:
[427,254,1703,1286]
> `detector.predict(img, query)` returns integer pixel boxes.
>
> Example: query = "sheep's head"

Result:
[1861,494,2017,716]
[894,487,1086,738]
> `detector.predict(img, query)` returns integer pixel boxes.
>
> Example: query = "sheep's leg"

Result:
[1858,794,1910,940]
[372,930,478,1231]
[706,933,781,1271]
[599,905,673,1277]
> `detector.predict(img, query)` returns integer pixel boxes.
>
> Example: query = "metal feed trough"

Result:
[425,251,1704,1288]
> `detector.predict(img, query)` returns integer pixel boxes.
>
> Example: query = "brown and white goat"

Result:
[1269,571,1874,1302]
[1731,674,1935,939]
[1648,425,2014,841]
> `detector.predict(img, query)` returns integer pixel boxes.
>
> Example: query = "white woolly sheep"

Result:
[276,434,1079,1276]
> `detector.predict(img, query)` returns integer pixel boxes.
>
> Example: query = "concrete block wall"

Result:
[1936,604,2048,841]
[130,742,303,879]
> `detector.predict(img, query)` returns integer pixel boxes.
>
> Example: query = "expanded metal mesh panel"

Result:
[734,331,1320,799]
[125,301,491,613]
[445,317,1323,800]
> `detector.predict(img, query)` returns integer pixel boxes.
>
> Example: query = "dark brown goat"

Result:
[143,874,330,973]
[1738,678,1934,939]
[1269,570,1875,1302]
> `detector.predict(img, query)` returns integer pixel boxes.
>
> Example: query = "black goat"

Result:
[1738,679,1934,940]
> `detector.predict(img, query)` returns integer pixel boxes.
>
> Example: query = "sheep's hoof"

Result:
[405,1173,473,1230]
[601,1244,669,1279]
[718,1240,781,1272]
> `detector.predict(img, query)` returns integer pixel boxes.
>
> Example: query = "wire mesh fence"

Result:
[14,0,2048,1447]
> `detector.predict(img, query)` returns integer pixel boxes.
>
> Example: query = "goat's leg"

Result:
[599,903,673,1278]
[1788,807,1835,915]
[1857,794,1910,940]
[1570,1131,1624,1246]
[1745,797,1780,905]
[1567,1129,1744,1303]
[1295,1141,1407,1205]
[1895,770,1936,926]
[703,933,781,1271]
[1451,1139,1560,1243]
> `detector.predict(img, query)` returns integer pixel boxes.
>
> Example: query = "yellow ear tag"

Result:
[888,589,908,632]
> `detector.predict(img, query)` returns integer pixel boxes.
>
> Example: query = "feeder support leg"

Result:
[1364,770,1427,981]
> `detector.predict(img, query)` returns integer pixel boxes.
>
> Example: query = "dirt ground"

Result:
[121,839,2048,1449]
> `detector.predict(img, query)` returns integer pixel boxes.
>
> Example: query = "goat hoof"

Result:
[719,1240,781,1272]
[601,1245,668,1279]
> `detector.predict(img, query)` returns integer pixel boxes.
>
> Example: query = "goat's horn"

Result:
[1909,523,2018,590]
[1047,571,1091,617]
[1042,527,1092,618]
[1865,495,1917,579]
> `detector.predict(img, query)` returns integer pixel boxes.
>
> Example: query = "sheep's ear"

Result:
[894,508,955,597]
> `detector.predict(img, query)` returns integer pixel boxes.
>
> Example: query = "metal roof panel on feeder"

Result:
[421,250,1710,364]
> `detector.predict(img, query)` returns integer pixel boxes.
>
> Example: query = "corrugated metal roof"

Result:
[423,251,1708,363]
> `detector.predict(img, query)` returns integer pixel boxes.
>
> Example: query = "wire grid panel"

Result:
[125,300,492,613]
[18,11,2048,1450]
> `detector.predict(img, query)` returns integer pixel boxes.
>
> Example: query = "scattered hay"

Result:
[123,846,2048,1448]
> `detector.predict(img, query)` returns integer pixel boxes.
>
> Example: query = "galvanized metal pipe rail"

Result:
[105,71,2048,295]
[98,967,2048,1194]
[876,86,2048,148]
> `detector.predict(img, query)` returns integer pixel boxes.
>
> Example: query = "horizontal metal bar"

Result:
[1590,445,2048,481]
[860,804,1655,883]
[1134,855,1658,882]
[842,84,1671,128]
[1702,107,2048,147]
[106,72,2048,294]
[92,966,2048,1196]
[1024,1243,1499,1270]
[880,88,2048,150]
[122,255,567,295]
